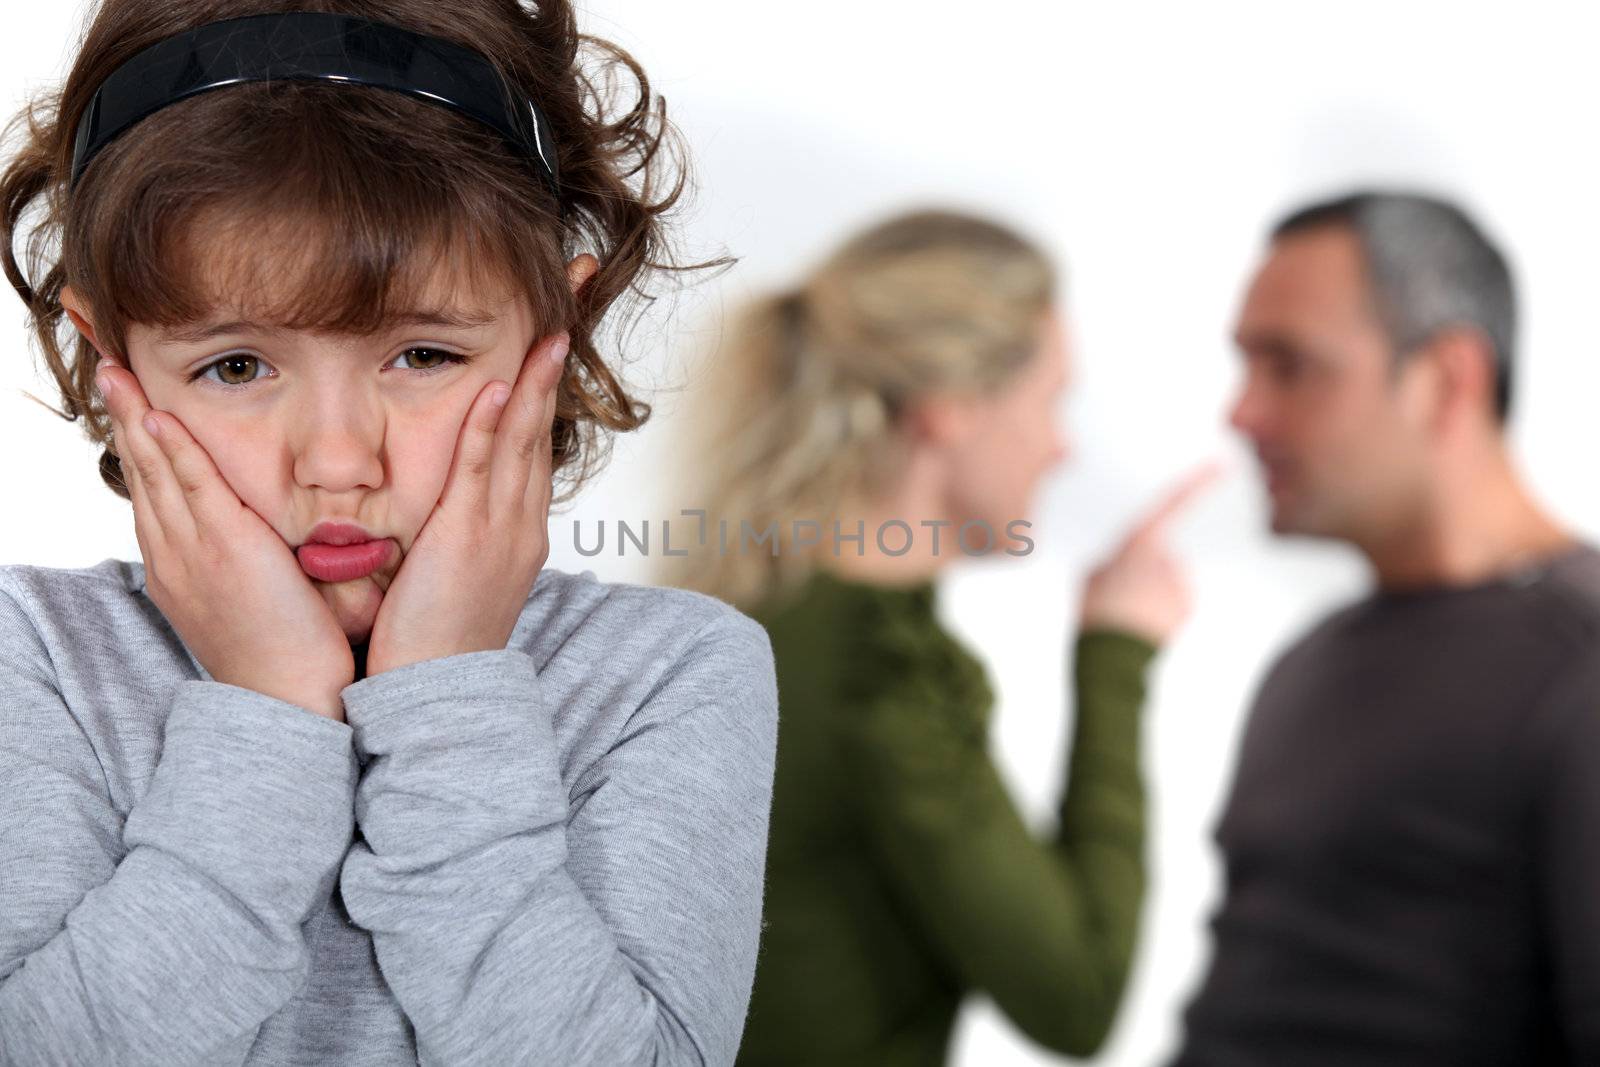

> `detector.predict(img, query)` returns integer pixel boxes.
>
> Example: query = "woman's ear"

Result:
[566,253,600,295]
[904,391,981,449]
[59,285,112,364]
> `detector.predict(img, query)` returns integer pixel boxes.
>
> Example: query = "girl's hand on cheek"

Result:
[94,359,356,720]
[364,332,569,675]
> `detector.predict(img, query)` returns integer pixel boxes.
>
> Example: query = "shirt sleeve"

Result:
[1523,645,1600,1060]
[0,578,359,1066]
[336,611,780,1067]
[838,625,1157,1057]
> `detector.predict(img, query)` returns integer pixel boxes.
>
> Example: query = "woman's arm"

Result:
[840,626,1157,1057]
[337,610,780,1066]
[0,577,359,1065]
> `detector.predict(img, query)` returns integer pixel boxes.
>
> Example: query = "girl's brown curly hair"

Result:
[0,0,715,506]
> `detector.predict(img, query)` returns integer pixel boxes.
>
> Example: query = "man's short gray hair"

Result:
[1271,190,1517,422]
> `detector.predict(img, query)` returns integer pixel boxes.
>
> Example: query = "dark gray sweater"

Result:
[0,558,779,1065]
[1173,543,1600,1065]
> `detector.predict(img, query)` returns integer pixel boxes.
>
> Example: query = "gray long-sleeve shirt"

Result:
[0,557,779,1066]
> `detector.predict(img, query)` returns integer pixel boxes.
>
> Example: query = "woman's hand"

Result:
[1079,461,1223,647]
[363,333,570,676]
[94,359,355,720]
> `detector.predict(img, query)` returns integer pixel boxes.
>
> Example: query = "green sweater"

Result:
[736,567,1158,1066]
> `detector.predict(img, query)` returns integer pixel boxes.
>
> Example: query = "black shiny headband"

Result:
[70,12,561,201]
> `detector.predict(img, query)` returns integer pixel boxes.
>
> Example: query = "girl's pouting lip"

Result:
[296,519,397,582]
[296,538,396,583]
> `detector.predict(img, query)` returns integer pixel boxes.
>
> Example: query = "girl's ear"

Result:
[566,253,600,295]
[59,285,112,363]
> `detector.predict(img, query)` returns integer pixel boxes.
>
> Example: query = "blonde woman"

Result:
[665,210,1217,1065]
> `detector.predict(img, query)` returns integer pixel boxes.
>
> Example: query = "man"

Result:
[1171,190,1600,1065]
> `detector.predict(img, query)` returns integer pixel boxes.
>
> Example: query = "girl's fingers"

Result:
[513,332,568,458]
[99,372,173,561]
[98,361,205,546]
[108,404,155,540]
[542,334,568,428]
[494,332,568,507]
[438,377,516,515]
[140,409,237,541]
[442,331,567,515]
[125,415,199,547]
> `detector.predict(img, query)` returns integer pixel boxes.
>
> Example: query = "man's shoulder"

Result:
[1525,542,1600,640]
[1284,542,1600,654]
[1262,593,1374,671]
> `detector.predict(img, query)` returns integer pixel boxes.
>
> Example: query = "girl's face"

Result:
[63,254,595,646]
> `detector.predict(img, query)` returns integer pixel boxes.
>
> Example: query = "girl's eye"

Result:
[187,347,471,389]
[391,347,471,374]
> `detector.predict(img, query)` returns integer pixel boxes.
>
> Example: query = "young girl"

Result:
[0,2,777,1064]
[665,210,1217,1065]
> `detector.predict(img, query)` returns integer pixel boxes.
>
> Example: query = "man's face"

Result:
[103,266,550,646]
[1228,225,1431,541]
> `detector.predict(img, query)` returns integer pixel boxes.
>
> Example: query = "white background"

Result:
[4,3,1600,1064]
